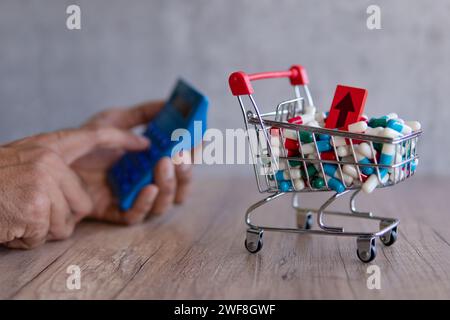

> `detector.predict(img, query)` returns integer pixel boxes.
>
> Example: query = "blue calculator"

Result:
[108,79,209,211]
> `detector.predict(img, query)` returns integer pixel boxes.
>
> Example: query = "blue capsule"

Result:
[279,180,292,192]
[325,176,346,193]
[318,134,330,141]
[316,140,332,152]
[358,157,374,175]
[387,119,412,135]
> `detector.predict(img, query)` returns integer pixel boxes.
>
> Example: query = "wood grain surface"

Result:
[0,172,449,299]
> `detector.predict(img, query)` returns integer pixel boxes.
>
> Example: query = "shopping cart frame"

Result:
[228,65,422,262]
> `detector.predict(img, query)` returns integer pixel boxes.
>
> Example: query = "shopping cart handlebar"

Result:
[229,65,309,96]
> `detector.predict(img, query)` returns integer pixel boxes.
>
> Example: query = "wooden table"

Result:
[1,172,449,299]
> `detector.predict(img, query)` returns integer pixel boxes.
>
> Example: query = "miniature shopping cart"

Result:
[228,65,422,262]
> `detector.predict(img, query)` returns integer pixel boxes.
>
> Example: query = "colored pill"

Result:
[279,180,292,192]
[362,169,389,194]
[323,164,353,185]
[324,175,346,193]
[288,114,314,125]
[275,169,302,181]
[301,164,318,177]
[284,138,299,150]
[288,160,302,167]
[320,151,337,161]
[387,119,412,135]
[359,114,369,122]
[355,151,374,175]
[368,117,388,128]
[301,140,332,154]
[299,131,313,143]
[312,177,325,189]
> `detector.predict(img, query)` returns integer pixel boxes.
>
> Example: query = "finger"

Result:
[36,127,149,164]
[46,185,76,241]
[122,185,159,224]
[50,161,93,222]
[24,150,94,219]
[114,100,165,129]
[174,162,192,204]
[5,209,50,249]
[151,157,176,215]
[95,185,159,225]
[5,237,47,249]
[85,101,165,130]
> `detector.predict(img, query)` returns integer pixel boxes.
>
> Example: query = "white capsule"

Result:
[348,121,368,133]
[389,169,405,182]
[283,168,302,180]
[343,164,359,179]
[341,172,354,186]
[260,156,272,166]
[405,121,421,131]
[315,112,327,123]
[264,147,280,158]
[358,142,376,159]
[293,178,305,191]
[270,136,280,147]
[382,127,403,139]
[341,155,354,162]
[337,145,351,157]
[284,129,298,140]
[386,113,398,120]
[277,159,288,170]
[300,142,316,155]
[395,151,403,164]
[304,105,316,115]
[331,136,346,147]
[362,172,389,194]
[307,120,320,127]
[365,126,384,136]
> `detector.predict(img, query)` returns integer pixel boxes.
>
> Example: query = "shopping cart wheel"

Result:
[296,210,313,230]
[356,237,377,263]
[380,226,398,247]
[245,229,263,254]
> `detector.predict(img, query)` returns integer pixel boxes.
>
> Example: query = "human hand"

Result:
[0,127,147,249]
[72,101,193,225]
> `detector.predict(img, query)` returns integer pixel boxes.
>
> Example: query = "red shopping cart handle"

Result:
[229,65,309,96]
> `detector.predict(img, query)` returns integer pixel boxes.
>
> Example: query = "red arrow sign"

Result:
[325,85,368,129]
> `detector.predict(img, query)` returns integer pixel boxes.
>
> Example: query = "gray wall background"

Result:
[0,0,448,175]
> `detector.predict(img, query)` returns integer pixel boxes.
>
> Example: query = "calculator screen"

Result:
[172,95,192,118]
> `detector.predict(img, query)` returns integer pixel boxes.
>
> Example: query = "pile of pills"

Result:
[268,106,421,194]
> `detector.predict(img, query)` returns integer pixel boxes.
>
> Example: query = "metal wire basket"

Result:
[228,65,422,262]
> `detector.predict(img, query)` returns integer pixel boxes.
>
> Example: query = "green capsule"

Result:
[373,143,383,153]
[299,131,313,143]
[312,177,325,189]
[288,160,302,167]
[301,164,318,178]
[368,117,388,128]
